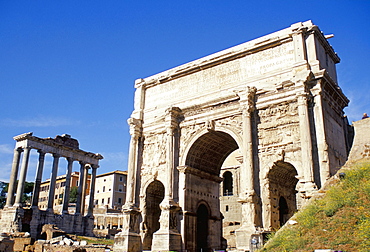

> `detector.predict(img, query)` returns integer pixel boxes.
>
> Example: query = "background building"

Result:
[94,170,127,210]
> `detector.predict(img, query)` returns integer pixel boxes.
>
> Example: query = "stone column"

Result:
[31,150,46,207]
[62,157,74,213]
[297,91,317,196]
[235,86,259,251]
[152,107,182,252]
[312,87,330,187]
[47,154,60,210]
[87,164,98,216]
[14,147,31,207]
[75,162,86,215]
[114,117,143,252]
[80,165,89,215]
[5,147,23,207]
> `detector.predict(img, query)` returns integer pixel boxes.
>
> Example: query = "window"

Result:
[119,176,123,182]
[95,199,98,205]
[108,197,110,204]
[104,179,106,182]
[118,185,123,192]
[118,198,122,204]
[103,186,105,192]
[55,195,58,199]
[226,205,229,212]
[102,198,105,204]
[223,171,233,196]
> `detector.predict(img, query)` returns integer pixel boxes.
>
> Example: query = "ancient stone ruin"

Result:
[114,21,351,252]
[0,132,103,239]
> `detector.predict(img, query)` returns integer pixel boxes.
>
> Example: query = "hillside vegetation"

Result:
[260,161,370,252]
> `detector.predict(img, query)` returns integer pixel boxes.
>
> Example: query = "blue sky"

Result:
[0,1,369,182]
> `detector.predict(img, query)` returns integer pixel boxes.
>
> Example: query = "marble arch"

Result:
[114,21,351,252]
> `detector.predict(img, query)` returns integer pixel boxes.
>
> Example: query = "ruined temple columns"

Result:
[297,91,317,196]
[235,86,259,251]
[114,117,142,252]
[152,107,182,252]
[62,157,74,213]
[5,147,23,207]
[47,154,60,211]
[76,162,86,215]
[14,147,31,207]
[31,150,46,207]
[87,165,98,216]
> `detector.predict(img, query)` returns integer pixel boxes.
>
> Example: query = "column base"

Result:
[151,229,182,252]
[113,207,142,252]
[114,231,142,252]
[235,225,256,251]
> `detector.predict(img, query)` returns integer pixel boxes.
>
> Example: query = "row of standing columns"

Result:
[5,147,98,216]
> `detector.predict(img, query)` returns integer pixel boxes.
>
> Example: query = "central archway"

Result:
[182,130,239,251]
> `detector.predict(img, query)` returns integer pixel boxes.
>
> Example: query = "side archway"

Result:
[141,180,165,250]
[266,161,298,229]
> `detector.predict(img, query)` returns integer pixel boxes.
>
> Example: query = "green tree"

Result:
[69,186,78,203]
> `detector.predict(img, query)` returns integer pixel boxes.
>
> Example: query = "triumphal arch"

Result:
[114,21,350,251]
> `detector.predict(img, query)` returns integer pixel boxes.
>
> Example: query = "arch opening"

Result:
[267,161,298,229]
[142,180,165,250]
[223,171,233,196]
[185,131,238,175]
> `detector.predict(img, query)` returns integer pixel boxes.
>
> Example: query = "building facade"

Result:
[38,172,91,213]
[94,170,127,210]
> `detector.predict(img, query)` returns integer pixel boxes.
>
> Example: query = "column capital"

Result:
[52,153,61,158]
[237,86,257,113]
[37,149,46,155]
[296,91,312,105]
[127,117,142,137]
[15,147,24,153]
[165,106,183,130]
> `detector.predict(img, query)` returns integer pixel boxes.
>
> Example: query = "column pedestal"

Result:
[151,200,182,252]
[235,192,258,251]
[113,208,142,252]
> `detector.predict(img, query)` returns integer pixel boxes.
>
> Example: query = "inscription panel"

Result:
[144,42,295,120]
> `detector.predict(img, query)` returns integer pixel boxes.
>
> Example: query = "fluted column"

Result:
[14,147,31,207]
[31,150,46,207]
[312,87,330,187]
[47,153,60,210]
[235,86,259,251]
[297,91,317,193]
[5,147,23,207]
[87,164,98,216]
[62,157,74,213]
[75,161,86,214]
[152,107,182,252]
[124,117,142,209]
[114,117,143,252]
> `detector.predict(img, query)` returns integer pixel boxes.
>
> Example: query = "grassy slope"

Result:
[259,161,370,252]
